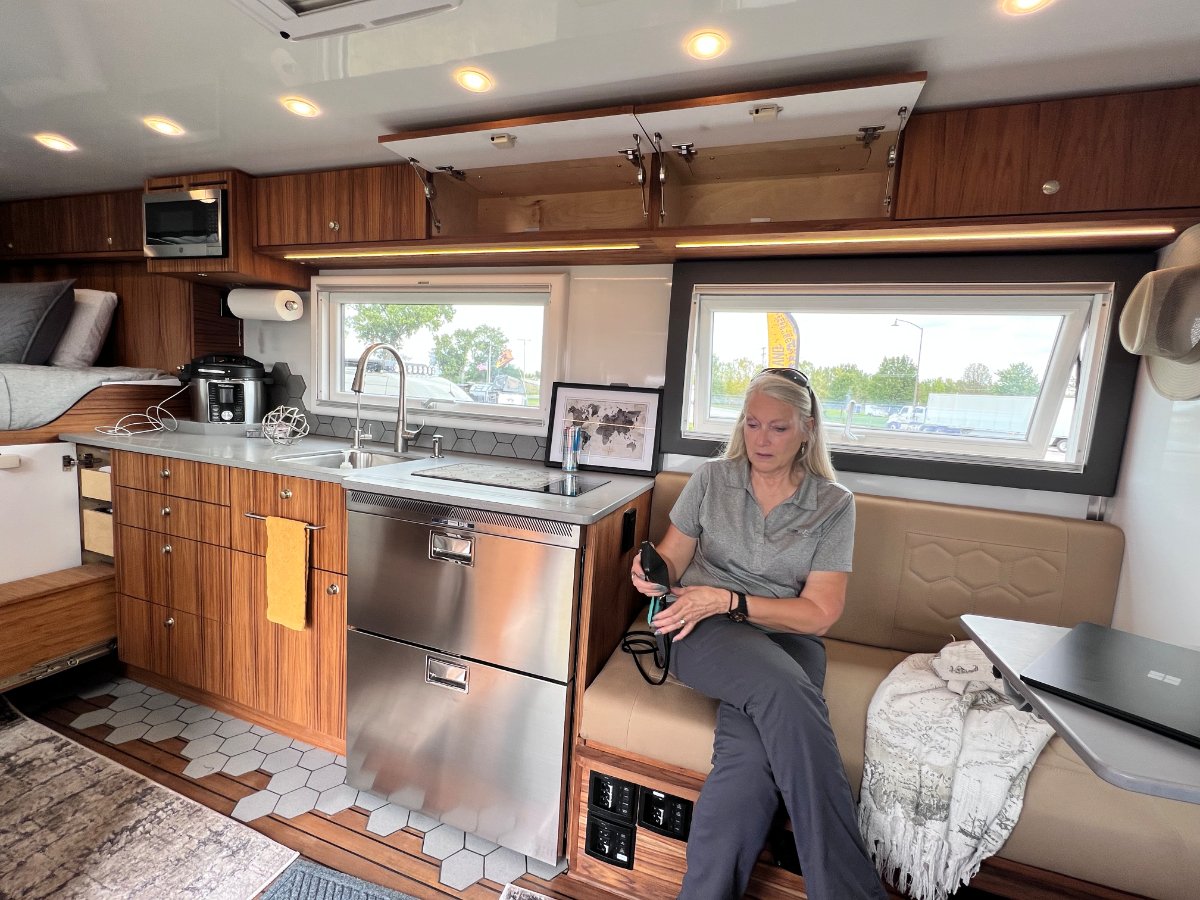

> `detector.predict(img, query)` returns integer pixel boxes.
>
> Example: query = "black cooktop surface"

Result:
[413,462,609,497]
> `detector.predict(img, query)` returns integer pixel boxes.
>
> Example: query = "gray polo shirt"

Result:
[669,458,855,606]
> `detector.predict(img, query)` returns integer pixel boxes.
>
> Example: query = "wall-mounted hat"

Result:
[1119,225,1200,401]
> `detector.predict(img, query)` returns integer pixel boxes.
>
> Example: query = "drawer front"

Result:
[113,451,229,504]
[229,468,347,574]
[113,486,230,545]
[115,525,230,622]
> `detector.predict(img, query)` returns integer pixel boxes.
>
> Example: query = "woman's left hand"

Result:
[651,584,733,640]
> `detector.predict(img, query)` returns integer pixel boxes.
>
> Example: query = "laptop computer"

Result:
[1021,621,1200,749]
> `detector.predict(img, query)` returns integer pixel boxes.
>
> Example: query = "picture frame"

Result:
[544,382,664,476]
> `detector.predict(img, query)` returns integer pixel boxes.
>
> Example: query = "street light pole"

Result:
[892,318,924,407]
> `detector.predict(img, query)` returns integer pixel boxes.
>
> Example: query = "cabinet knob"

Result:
[161,544,173,555]
[329,220,340,231]
[279,488,293,500]
[326,583,340,595]
[160,468,171,478]
[165,617,175,628]
[1041,179,1061,196]
[160,506,171,517]
[106,236,113,245]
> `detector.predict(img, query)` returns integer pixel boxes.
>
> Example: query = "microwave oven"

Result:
[143,188,226,258]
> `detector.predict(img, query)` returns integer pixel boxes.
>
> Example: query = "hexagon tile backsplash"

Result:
[265,363,547,461]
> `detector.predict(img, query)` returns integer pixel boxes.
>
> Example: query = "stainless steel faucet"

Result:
[351,343,419,454]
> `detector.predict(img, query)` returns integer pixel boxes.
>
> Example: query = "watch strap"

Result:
[728,590,748,622]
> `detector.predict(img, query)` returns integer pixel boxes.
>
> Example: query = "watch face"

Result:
[728,611,747,623]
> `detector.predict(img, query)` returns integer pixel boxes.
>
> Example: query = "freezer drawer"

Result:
[346,629,570,864]
[348,509,579,681]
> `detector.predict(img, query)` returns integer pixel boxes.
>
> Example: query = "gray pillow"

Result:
[0,279,77,364]
[50,289,119,368]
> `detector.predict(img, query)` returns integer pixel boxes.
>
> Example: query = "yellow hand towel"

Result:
[266,515,309,631]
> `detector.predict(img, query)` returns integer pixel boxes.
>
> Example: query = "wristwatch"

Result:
[728,590,748,623]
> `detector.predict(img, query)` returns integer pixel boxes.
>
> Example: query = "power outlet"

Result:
[585,811,635,868]
[637,786,692,840]
[588,771,636,823]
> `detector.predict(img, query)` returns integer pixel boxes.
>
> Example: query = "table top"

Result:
[961,614,1200,804]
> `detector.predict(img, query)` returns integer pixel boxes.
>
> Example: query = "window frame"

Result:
[663,253,1155,496]
[311,272,568,435]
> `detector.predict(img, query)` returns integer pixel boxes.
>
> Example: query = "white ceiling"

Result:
[2,0,1199,202]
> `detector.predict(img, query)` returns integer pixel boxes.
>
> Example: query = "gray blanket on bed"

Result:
[0,364,171,429]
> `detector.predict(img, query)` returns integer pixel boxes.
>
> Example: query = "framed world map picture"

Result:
[544,382,663,476]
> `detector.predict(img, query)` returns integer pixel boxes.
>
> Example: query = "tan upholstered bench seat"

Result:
[578,474,1200,899]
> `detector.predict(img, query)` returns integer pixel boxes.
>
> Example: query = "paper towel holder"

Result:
[221,289,298,315]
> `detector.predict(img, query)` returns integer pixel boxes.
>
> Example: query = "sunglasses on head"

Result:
[759,367,811,388]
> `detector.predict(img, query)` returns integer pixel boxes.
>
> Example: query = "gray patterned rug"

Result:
[0,702,297,899]
[260,858,419,899]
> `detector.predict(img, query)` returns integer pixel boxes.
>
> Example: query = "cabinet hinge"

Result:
[63,455,76,471]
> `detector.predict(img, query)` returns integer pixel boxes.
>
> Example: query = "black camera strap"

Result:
[622,627,672,686]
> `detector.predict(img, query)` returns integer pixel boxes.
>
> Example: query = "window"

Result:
[685,286,1098,468]
[664,254,1152,495]
[312,273,568,434]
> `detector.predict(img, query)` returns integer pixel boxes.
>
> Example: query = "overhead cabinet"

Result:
[255,164,427,247]
[377,73,925,237]
[895,84,1200,219]
[0,189,143,259]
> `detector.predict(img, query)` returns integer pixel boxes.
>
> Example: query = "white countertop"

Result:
[61,429,653,525]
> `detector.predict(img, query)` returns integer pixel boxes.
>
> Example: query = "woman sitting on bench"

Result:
[631,367,886,900]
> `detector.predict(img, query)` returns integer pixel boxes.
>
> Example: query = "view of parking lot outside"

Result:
[340,301,544,408]
[706,310,1073,452]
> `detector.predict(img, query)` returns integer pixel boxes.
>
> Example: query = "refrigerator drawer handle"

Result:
[429,531,474,566]
[426,656,469,692]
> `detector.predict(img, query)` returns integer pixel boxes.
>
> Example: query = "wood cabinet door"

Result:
[895,103,1038,219]
[104,190,145,252]
[0,201,13,255]
[117,593,167,674]
[318,165,426,243]
[64,194,110,253]
[228,550,273,713]
[6,198,56,256]
[255,172,320,246]
[113,487,231,546]
[228,468,347,574]
[312,568,347,741]
[167,608,225,695]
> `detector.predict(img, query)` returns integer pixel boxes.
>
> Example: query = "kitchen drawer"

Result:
[113,451,229,504]
[117,593,226,695]
[229,468,347,574]
[82,508,114,556]
[80,467,112,502]
[113,486,230,546]
[115,525,230,622]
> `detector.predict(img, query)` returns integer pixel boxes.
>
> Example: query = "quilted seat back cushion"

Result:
[0,280,78,364]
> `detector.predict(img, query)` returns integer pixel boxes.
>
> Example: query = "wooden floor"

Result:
[23,687,617,900]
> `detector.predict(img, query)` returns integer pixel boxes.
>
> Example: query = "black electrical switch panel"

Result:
[638,786,692,841]
[588,771,637,823]
[585,811,635,868]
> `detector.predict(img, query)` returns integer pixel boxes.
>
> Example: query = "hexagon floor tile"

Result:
[75,676,565,893]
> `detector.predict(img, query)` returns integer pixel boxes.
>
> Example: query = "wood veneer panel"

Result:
[0,565,115,680]
[113,452,230,504]
[112,486,230,545]
[313,568,347,740]
[116,593,167,674]
[115,525,230,621]
[228,468,347,574]
[0,384,187,446]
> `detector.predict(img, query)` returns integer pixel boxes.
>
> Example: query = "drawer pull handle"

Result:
[160,506,171,517]
[161,544,173,554]
[160,468,171,478]
[165,617,175,628]
[426,656,468,693]
[326,583,340,595]
[1041,179,1061,195]
[430,531,474,566]
[279,488,293,500]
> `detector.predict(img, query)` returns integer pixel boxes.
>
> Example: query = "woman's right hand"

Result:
[630,555,665,597]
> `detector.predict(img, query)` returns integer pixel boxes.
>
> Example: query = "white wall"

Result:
[1108,368,1200,647]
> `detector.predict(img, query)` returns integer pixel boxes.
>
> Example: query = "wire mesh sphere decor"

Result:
[261,406,310,445]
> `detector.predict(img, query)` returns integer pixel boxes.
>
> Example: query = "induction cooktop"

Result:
[414,462,609,497]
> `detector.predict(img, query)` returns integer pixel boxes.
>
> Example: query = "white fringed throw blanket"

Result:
[857,641,1055,900]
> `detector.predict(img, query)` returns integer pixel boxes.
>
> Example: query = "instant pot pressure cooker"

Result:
[178,354,269,424]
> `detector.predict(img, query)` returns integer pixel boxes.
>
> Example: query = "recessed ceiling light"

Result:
[454,68,494,93]
[1001,0,1054,14]
[686,30,729,60]
[281,96,321,117]
[34,133,78,152]
[143,116,186,136]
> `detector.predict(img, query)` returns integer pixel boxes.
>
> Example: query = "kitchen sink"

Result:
[272,448,416,469]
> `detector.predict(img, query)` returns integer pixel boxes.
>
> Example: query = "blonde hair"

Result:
[722,371,837,481]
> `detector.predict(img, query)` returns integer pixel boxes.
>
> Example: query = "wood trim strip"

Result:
[0,384,187,446]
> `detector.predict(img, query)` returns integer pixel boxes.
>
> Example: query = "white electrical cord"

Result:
[94,382,191,436]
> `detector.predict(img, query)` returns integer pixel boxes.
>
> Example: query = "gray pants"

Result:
[669,616,886,900]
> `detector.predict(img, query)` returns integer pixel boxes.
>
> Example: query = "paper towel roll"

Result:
[226,289,304,321]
